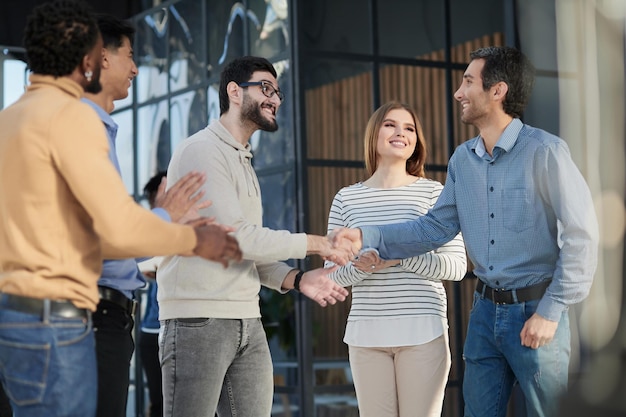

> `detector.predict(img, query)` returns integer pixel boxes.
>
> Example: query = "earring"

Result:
[84,70,93,82]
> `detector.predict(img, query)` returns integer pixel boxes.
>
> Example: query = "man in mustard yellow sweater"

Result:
[0,2,242,416]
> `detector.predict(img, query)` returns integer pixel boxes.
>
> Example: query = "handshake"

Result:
[167,170,365,267]
[190,226,365,268]
[317,227,365,266]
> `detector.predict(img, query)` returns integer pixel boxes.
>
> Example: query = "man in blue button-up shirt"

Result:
[82,14,211,417]
[332,46,598,417]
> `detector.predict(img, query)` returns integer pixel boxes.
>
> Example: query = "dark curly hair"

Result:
[470,46,535,118]
[219,56,277,115]
[23,0,99,76]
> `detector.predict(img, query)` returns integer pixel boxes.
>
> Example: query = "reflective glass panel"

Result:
[376,0,445,60]
[137,101,170,192]
[169,1,206,92]
[2,57,27,108]
[258,169,299,413]
[111,110,135,195]
[450,0,505,63]
[517,0,558,73]
[135,7,170,103]
[252,58,293,170]
[300,0,371,54]
[249,0,289,60]
[170,90,206,151]
[258,171,296,232]
[206,0,245,80]
[207,82,220,123]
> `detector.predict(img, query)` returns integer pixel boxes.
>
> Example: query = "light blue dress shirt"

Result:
[362,118,598,321]
[83,98,170,300]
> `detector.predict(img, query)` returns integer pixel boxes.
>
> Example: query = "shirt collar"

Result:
[81,98,118,132]
[472,118,523,158]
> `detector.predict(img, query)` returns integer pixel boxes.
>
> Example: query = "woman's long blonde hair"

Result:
[363,101,427,177]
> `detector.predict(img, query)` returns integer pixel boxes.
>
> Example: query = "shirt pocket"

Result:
[502,188,536,232]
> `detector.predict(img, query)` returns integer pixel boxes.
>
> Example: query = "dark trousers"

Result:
[0,383,11,417]
[139,332,163,417]
[93,299,135,417]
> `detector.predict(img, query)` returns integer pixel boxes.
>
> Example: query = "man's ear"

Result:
[492,81,508,101]
[100,48,110,70]
[226,81,242,105]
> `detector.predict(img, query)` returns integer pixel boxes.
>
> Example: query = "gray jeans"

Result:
[160,317,273,417]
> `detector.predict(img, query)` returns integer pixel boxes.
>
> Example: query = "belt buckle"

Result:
[493,288,506,305]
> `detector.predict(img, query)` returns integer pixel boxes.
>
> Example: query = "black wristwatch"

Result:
[293,270,305,292]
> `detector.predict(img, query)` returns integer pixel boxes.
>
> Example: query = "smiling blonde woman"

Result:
[326,101,467,417]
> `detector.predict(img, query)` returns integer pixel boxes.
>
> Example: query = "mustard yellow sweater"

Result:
[0,74,197,310]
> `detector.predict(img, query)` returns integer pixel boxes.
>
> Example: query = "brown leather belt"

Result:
[0,293,88,319]
[98,286,137,315]
[476,279,551,305]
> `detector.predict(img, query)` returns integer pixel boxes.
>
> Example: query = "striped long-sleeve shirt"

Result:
[326,179,466,347]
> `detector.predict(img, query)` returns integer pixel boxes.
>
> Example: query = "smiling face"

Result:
[454,58,493,126]
[103,36,138,101]
[375,108,418,162]
[240,71,281,132]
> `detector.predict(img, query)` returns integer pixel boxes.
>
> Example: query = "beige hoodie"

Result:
[157,120,307,320]
[0,75,196,310]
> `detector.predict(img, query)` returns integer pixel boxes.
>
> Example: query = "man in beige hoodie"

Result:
[159,56,351,417]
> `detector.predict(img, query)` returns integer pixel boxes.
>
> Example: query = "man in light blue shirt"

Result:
[333,46,598,417]
[82,14,210,417]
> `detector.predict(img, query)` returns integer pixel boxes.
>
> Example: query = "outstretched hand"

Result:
[298,266,348,307]
[154,171,212,223]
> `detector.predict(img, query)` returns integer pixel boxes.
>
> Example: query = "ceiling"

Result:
[0,0,148,48]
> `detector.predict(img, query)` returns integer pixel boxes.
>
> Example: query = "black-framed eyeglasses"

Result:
[238,81,284,102]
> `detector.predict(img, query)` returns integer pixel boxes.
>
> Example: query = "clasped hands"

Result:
[323,228,397,271]
[323,227,364,265]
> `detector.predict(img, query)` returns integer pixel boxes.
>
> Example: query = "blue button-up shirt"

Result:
[83,99,170,300]
[362,119,598,321]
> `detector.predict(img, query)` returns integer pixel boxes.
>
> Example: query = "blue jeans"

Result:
[463,293,570,417]
[160,317,273,417]
[0,302,96,417]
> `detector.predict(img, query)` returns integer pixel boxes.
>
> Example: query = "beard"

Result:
[84,65,103,94]
[459,98,490,126]
[241,95,278,132]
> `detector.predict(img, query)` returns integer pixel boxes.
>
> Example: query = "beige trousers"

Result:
[348,334,451,417]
